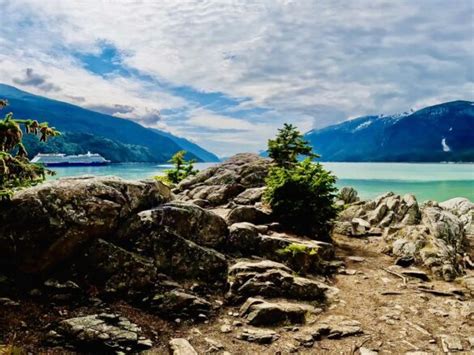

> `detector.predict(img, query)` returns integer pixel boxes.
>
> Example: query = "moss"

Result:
[276,243,319,257]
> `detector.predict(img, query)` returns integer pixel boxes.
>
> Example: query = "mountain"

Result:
[304,100,474,162]
[0,84,218,162]
[152,129,220,162]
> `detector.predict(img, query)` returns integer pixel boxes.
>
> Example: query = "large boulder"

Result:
[226,205,272,225]
[233,187,266,205]
[118,208,228,286]
[176,154,271,206]
[0,176,171,274]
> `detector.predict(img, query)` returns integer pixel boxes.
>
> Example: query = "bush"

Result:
[265,123,338,239]
[164,150,198,185]
[268,123,317,168]
[0,99,60,200]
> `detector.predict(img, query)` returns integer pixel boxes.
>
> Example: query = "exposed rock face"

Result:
[227,222,334,274]
[440,197,474,235]
[0,176,172,274]
[336,192,470,280]
[227,259,331,303]
[238,328,280,344]
[233,187,266,205]
[148,290,212,320]
[226,205,272,225]
[47,313,152,352]
[176,154,271,206]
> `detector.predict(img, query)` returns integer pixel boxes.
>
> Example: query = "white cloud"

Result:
[0,0,473,156]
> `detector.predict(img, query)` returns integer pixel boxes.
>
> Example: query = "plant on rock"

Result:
[264,124,338,240]
[164,150,198,185]
[0,99,60,199]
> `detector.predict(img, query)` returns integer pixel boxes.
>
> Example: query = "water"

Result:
[48,162,474,202]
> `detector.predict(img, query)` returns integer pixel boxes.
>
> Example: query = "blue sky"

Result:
[0,0,473,156]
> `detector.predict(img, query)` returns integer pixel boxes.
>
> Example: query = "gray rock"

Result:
[359,347,379,355]
[234,187,266,205]
[148,290,212,320]
[0,176,171,274]
[227,259,332,303]
[226,229,334,274]
[239,297,318,326]
[440,335,463,352]
[50,313,152,352]
[119,211,228,285]
[351,218,371,236]
[226,205,271,225]
[309,315,363,339]
[238,328,280,344]
[169,338,198,355]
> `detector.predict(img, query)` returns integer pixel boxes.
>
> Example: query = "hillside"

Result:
[305,100,474,162]
[0,84,219,162]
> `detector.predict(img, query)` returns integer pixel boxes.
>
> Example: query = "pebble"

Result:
[220,325,232,333]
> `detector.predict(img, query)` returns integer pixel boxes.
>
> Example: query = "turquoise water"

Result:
[48,162,473,202]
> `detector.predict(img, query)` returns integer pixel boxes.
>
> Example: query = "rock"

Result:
[148,290,212,320]
[440,335,463,352]
[399,268,430,281]
[205,337,224,351]
[226,205,271,225]
[351,218,371,236]
[177,154,272,206]
[309,315,363,339]
[440,197,474,235]
[293,332,314,347]
[359,347,378,355]
[227,259,332,303]
[339,187,360,204]
[347,256,365,262]
[118,212,228,286]
[50,313,152,352]
[233,187,266,205]
[395,256,415,267]
[71,238,159,299]
[385,206,467,281]
[0,176,171,274]
[239,298,319,326]
[220,324,233,333]
[126,201,228,249]
[0,297,19,306]
[238,328,280,344]
[42,279,83,303]
[169,338,198,355]
[333,221,353,235]
[226,229,334,274]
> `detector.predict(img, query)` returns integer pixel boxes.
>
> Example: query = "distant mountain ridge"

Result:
[304,100,474,162]
[0,84,219,163]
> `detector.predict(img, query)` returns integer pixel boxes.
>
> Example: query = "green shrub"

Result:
[268,123,317,168]
[0,99,60,200]
[264,157,338,240]
[164,150,198,184]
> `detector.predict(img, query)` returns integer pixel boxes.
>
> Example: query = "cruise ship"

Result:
[31,152,111,167]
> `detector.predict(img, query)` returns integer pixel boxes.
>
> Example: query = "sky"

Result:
[0,0,473,157]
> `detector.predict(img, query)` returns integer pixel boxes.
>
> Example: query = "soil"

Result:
[1,234,472,354]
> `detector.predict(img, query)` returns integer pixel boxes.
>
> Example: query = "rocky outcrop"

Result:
[0,176,172,274]
[226,259,332,303]
[440,197,474,235]
[335,192,470,280]
[176,153,271,206]
[227,222,334,274]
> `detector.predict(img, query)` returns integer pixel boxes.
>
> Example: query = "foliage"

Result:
[164,150,198,184]
[267,123,318,168]
[276,243,319,257]
[265,124,338,239]
[0,99,60,199]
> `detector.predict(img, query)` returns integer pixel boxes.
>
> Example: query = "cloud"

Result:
[13,68,61,92]
[0,0,473,156]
